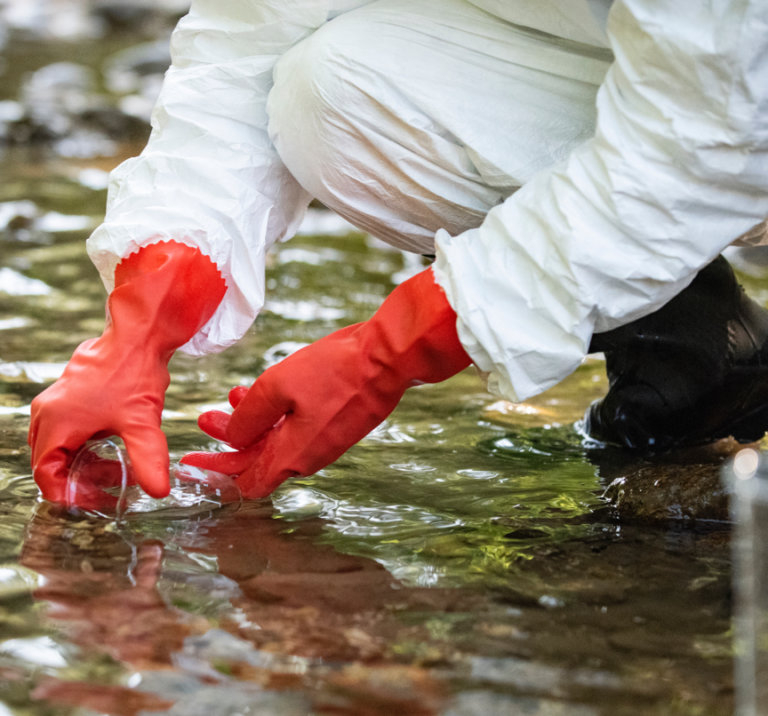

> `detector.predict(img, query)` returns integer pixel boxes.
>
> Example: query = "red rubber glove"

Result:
[28,241,226,506]
[181,267,471,498]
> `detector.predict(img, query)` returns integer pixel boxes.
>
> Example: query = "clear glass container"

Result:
[66,438,241,519]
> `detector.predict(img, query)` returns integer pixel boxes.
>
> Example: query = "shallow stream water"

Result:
[0,10,763,716]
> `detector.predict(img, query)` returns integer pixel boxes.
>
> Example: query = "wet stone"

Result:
[593,440,743,524]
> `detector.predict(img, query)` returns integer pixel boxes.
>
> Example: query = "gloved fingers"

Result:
[180,444,258,476]
[197,410,232,442]
[228,385,248,408]
[233,434,296,498]
[194,388,254,444]
[227,378,290,449]
[235,461,294,499]
[33,422,139,507]
[231,418,324,498]
[33,447,78,505]
[121,425,171,498]
[33,449,121,511]
[28,392,66,467]
[182,437,292,499]
[36,445,134,510]
[190,400,379,500]
[30,415,106,503]
[27,411,39,449]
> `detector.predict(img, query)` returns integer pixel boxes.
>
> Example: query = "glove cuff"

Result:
[107,241,227,359]
[366,267,471,385]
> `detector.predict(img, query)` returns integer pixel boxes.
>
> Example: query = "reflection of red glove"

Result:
[182,267,471,498]
[29,241,226,505]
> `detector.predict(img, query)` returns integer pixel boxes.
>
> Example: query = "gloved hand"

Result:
[181,267,471,498]
[28,241,227,506]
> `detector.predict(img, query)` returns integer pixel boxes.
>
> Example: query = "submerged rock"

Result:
[591,439,748,523]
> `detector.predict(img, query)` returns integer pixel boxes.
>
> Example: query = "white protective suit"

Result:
[86,0,768,403]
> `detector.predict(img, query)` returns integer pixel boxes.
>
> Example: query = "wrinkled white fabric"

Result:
[467,0,611,47]
[87,0,373,355]
[435,0,768,400]
[86,0,768,406]
[267,0,610,254]
[87,0,611,355]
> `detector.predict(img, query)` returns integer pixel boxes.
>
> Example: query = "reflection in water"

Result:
[0,160,741,712]
[19,501,464,714]
[11,487,735,715]
[0,139,742,713]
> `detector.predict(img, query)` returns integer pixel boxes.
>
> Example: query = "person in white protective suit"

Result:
[27,0,768,506]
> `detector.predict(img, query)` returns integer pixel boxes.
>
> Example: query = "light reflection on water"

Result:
[0,123,745,716]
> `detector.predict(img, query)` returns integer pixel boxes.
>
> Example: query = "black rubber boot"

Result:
[584,256,768,450]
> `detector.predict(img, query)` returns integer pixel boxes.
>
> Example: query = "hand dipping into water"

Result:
[66,439,241,518]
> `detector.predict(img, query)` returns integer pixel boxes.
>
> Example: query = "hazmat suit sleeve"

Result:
[433,0,768,402]
[86,0,371,356]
